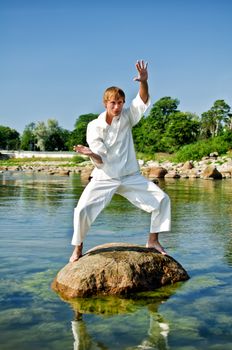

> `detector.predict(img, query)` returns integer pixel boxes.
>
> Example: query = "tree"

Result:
[31,119,70,151]
[162,112,200,151]
[227,113,232,130]
[201,100,231,137]
[33,121,48,151]
[68,114,98,150]
[133,97,180,153]
[45,119,70,151]
[0,125,20,150]
[150,96,180,119]
[20,123,36,150]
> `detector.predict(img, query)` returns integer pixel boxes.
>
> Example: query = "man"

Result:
[70,60,171,262]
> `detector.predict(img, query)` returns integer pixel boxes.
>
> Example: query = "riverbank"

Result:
[0,152,232,180]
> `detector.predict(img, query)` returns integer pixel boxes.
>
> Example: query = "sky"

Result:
[1,0,232,134]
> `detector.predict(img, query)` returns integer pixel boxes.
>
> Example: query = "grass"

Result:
[0,155,87,167]
[136,152,177,163]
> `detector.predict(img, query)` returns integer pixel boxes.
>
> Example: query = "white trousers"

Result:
[71,172,171,245]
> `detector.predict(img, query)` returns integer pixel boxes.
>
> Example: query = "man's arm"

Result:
[73,145,103,164]
[133,60,149,103]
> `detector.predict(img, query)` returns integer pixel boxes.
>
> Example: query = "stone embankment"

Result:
[0,152,232,180]
[141,153,232,180]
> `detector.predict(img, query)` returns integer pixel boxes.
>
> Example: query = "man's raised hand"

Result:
[133,60,148,82]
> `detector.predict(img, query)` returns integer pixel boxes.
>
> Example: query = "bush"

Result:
[174,133,232,162]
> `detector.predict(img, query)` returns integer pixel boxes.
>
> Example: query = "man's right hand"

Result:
[73,145,103,164]
[73,145,92,156]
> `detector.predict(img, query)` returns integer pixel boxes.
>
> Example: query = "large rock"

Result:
[142,166,168,179]
[201,165,222,179]
[164,171,181,179]
[182,160,194,170]
[52,243,189,298]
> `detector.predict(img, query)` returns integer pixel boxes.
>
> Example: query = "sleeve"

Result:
[128,93,151,127]
[86,122,107,167]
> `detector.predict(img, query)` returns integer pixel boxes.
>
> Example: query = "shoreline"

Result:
[0,154,232,180]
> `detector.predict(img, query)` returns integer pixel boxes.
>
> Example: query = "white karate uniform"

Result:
[71,94,171,246]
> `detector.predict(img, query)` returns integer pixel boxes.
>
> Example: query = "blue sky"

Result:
[1,0,232,133]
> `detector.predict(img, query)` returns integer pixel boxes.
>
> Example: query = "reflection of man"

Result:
[71,311,169,350]
[71,320,93,350]
[145,313,170,350]
[71,311,105,350]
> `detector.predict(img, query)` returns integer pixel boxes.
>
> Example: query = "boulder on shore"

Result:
[142,166,168,179]
[201,165,222,179]
[52,243,189,298]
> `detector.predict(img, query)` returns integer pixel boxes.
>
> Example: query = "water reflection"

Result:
[67,286,182,350]
[71,313,169,350]
[0,171,83,208]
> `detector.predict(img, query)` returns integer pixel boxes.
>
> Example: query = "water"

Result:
[0,171,232,350]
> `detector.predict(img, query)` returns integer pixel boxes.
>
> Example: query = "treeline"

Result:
[0,114,97,152]
[133,97,232,160]
[1,97,232,161]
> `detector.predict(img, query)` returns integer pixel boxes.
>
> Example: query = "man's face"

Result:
[105,97,124,118]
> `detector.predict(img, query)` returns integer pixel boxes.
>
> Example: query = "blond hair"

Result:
[103,86,125,104]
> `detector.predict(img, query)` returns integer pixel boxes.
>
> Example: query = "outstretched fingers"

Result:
[134,59,148,82]
[136,60,148,71]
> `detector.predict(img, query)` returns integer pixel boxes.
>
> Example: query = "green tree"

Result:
[33,121,48,151]
[20,123,36,150]
[68,114,98,150]
[31,119,70,151]
[201,100,231,137]
[150,96,180,120]
[162,112,200,151]
[133,97,180,153]
[227,113,232,130]
[45,119,70,151]
[0,125,20,150]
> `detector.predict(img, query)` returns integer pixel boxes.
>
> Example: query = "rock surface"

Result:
[142,166,168,179]
[52,243,189,298]
[202,165,223,179]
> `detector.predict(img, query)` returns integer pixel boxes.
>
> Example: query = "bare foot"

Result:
[69,243,83,262]
[146,241,167,255]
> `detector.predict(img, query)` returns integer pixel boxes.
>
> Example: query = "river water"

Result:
[0,171,232,350]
